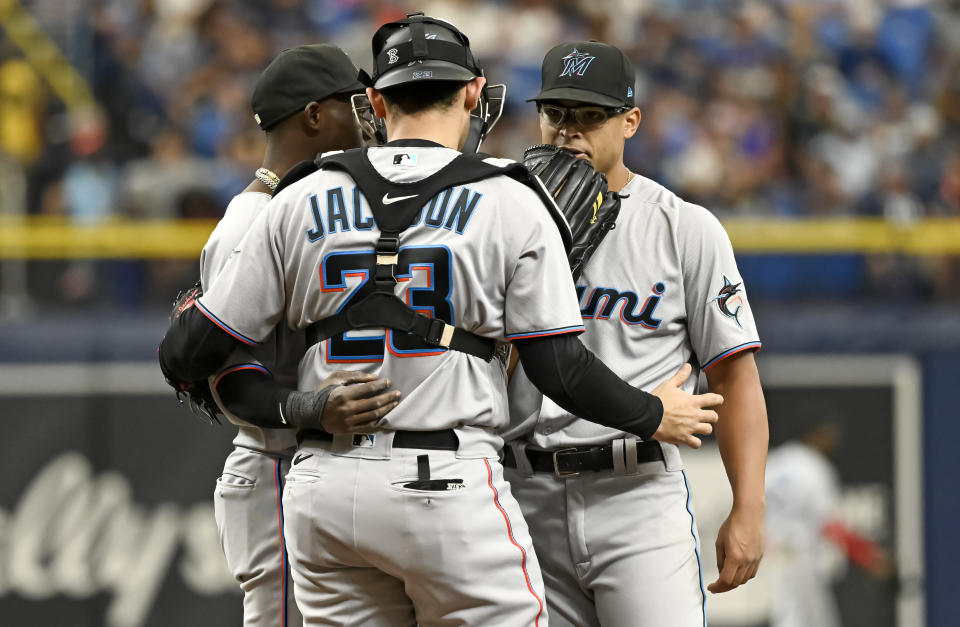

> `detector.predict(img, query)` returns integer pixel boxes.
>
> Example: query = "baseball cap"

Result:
[251,44,366,130]
[528,41,636,108]
[365,12,481,90]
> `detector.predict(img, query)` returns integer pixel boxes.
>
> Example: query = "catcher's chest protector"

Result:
[305,148,554,361]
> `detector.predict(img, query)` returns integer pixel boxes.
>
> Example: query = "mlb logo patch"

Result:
[352,434,376,448]
[393,153,417,167]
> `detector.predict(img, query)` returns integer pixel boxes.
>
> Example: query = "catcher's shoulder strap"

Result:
[306,147,534,361]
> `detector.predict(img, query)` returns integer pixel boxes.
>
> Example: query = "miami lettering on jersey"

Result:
[306,185,482,242]
[577,282,665,329]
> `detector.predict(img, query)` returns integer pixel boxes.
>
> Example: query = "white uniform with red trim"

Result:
[201,191,304,627]
[198,143,585,625]
[764,441,842,627]
[504,172,762,627]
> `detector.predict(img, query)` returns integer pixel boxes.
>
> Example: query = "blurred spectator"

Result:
[4,0,960,306]
[16,0,960,221]
[121,128,219,219]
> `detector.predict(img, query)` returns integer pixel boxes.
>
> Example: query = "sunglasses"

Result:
[538,103,631,128]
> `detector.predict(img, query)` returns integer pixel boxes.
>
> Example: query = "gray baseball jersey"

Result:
[198,146,585,458]
[507,172,761,449]
[505,172,762,627]
[200,191,303,455]
[202,191,302,627]
[199,144,583,625]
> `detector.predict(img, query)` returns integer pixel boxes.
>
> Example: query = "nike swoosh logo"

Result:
[382,193,418,205]
[293,453,312,466]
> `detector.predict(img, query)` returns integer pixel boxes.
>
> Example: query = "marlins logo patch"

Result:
[559,48,595,77]
[710,275,744,328]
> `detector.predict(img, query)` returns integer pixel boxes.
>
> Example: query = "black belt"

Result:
[297,428,459,451]
[502,441,663,478]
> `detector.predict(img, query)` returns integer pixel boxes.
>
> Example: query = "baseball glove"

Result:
[523,144,621,281]
[161,279,222,424]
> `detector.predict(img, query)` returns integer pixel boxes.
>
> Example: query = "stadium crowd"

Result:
[1,0,959,305]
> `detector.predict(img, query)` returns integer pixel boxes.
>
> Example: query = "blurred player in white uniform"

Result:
[505,41,770,627]
[161,15,722,627]
[199,44,399,627]
[765,430,843,627]
[765,423,891,627]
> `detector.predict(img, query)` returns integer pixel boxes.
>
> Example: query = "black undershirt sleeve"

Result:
[214,369,292,428]
[515,333,663,440]
[159,305,240,383]
[160,306,338,430]
[213,369,337,430]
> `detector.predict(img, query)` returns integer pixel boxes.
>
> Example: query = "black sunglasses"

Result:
[538,103,631,128]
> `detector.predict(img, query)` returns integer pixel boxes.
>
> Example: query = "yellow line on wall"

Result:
[0,217,218,259]
[722,218,960,255]
[2,217,960,259]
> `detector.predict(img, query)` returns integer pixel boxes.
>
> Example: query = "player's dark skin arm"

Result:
[215,369,399,432]
[160,306,399,432]
[515,334,722,442]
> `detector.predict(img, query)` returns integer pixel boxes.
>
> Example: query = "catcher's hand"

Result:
[523,145,621,280]
[161,279,222,424]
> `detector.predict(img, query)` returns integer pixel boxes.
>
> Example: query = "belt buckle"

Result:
[552,448,581,479]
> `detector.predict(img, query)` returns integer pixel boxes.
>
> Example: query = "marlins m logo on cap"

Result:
[559,48,595,78]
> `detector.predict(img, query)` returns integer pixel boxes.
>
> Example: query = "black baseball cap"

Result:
[528,41,636,108]
[365,13,481,90]
[251,44,366,130]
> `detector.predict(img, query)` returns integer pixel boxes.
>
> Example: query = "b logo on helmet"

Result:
[387,48,399,64]
[559,48,595,78]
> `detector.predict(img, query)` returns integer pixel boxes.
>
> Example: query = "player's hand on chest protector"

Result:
[523,144,621,280]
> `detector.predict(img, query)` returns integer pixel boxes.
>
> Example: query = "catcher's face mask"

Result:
[351,83,506,152]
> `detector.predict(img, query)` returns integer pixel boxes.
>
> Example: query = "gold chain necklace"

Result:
[255,167,280,191]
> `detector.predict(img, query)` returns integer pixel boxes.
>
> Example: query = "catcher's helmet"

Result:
[363,12,482,90]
